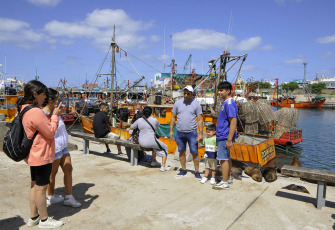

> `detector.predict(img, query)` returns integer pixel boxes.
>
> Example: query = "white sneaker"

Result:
[212,181,230,190]
[210,178,216,185]
[200,177,208,184]
[64,196,81,208]
[151,161,161,167]
[160,166,171,172]
[228,177,233,184]
[46,195,64,205]
[27,216,40,227]
[38,217,63,229]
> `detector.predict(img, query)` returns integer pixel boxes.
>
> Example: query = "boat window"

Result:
[154,108,159,117]
[160,108,166,118]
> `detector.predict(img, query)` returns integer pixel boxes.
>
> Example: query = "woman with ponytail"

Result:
[18,80,64,228]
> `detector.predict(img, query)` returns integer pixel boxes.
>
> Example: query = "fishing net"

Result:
[256,99,275,125]
[274,108,300,137]
[238,100,259,134]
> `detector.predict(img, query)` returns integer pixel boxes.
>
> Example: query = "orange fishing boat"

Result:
[275,96,326,108]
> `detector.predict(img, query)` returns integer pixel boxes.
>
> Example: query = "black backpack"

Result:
[3,105,39,162]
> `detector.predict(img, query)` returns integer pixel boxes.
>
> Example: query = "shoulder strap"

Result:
[142,117,155,133]
[19,105,39,138]
[142,117,166,155]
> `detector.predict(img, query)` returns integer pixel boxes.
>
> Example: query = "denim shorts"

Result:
[175,130,198,154]
[54,147,69,161]
[217,139,230,161]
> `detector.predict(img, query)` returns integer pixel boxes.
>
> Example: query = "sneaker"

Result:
[195,172,202,180]
[210,178,216,185]
[46,195,64,205]
[200,177,208,184]
[228,177,233,184]
[160,166,171,172]
[64,196,81,208]
[212,181,230,190]
[27,216,40,227]
[151,161,161,167]
[118,152,126,155]
[177,169,187,177]
[38,217,63,229]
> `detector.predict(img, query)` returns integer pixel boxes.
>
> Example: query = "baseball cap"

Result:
[183,85,194,92]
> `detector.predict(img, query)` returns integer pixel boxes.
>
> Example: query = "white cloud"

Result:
[261,44,274,50]
[44,9,152,51]
[25,0,62,7]
[150,35,161,42]
[0,17,51,49]
[236,36,262,51]
[172,29,235,50]
[275,0,303,5]
[284,55,306,64]
[158,54,170,61]
[320,51,334,59]
[316,34,335,44]
[242,64,258,71]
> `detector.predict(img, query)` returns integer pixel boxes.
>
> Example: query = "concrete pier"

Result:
[0,136,334,229]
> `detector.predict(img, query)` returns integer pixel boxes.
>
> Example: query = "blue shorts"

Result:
[175,130,198,154]
[217,139,230,161]
[54,147,69,161]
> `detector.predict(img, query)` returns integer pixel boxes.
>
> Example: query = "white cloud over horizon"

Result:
[44,9,152,51]
[316,34,335,44]
[321,51,334,59]
[284,55,306,64]
[236,36,262,51]
[25,0,62,7]
[172,29,235,50]
[0,17,53,49]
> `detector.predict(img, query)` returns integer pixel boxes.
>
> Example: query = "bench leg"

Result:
[130,149,138,166]
[316,181,326,209]
[83,139,89,154]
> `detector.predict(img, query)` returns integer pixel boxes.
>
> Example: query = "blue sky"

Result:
[0,0,334,88]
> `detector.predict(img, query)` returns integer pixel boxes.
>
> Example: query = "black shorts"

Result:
[30,163,52,186]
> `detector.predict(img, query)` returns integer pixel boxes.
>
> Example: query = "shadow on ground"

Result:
[276,190,335,209]
[88,150,156,168]
[48,183,98,219]
[0,215,25,230]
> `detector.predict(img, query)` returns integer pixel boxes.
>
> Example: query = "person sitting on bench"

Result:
[93,103,123,154]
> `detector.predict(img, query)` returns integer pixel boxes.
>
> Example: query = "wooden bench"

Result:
[281,165,335,209]
[69,131,153,166]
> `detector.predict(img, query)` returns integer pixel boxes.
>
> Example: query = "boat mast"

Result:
[213,51,228,110]
[110,25,116,118]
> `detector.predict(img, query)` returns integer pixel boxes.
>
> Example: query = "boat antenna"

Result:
[226,10,233,52]
[164,23,166,73]
[110,25,116,119]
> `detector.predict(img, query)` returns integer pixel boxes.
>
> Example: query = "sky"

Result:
[0,0,334,88]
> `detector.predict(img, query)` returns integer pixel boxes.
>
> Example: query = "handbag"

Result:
[142,117,167,155]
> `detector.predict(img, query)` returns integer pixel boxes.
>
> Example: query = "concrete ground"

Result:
[0,136,335,230]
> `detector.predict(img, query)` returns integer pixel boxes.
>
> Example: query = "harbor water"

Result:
[67,108,335,172]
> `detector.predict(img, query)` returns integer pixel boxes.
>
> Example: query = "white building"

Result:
[309,75,335,89]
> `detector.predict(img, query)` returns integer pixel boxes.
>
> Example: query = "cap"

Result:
[183,85,194,92]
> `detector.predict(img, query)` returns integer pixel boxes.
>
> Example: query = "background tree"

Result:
[307,82,326,94]
[246,81,271,92]
[281,82,299,92]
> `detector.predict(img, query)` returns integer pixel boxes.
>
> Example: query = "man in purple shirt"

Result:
[213,81,238,190]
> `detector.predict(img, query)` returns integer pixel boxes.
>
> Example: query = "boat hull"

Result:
[277,99,326,108]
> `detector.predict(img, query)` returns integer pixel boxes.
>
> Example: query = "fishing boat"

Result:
[0,76,24,121]
[272,63,326,109]
[275,95,326,108]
